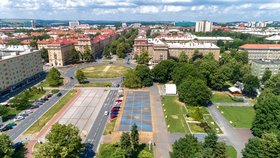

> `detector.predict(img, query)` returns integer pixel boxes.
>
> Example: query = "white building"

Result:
[164,84,177,95]
[195,20,213,32]
[69,20,80,28]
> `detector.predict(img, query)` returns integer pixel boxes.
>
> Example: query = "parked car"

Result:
[57,93,62,97]
[115,102,121,106]
[104,111,109,116]
[12,142,23,150]
[25,110,33,115]
[1,125,12,131]
[115,99,122,103]
[47,93,53,98]
[70,77,74,79]
[111,111,119,115]
[109,62,113,64]
[110,114,118,119]
[113,106,121,109]
[30,105,39,109]
[7,122,17,127]
[14,116,24,122]
[111,109,119,112]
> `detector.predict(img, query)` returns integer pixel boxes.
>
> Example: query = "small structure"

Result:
[164,84,177,95]
[228,87,242,95]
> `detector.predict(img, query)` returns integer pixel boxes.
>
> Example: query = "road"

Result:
[81,87,120,157]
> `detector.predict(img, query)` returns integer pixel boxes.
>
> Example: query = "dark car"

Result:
[109,62,113,64]
[110,114,118,119]
[113,106,121,109]
[70,77,74,79]
[57,93,62,97]
[111,111,119,115]
[111,109,119,112]
[12,142,23,150]
[30,105,39,109]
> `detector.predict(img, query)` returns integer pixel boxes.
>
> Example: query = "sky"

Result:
[0,0,279,22]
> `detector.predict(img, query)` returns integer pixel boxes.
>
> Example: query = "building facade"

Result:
[0,46,43,94]
[195,20,213,32]
[239,44,280,60]
[251,60,280,79]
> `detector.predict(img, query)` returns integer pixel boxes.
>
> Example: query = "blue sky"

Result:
[0,0,279,22]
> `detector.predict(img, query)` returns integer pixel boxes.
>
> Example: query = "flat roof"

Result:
[167,42,219,49]
[240,44,280,49]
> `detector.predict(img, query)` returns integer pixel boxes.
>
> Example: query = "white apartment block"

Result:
[0,45,43,94]
[195,20,213,32]
[239,44,280,61]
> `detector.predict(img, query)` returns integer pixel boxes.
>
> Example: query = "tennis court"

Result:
[118,91,152,132]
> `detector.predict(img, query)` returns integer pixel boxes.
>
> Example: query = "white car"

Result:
[25,110,33,115]
[13,116,24,122]
[104,111,109,116]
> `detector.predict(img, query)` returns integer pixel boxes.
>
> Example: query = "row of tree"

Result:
[103,29,138,59]
[171,131,227,158]
[242,73,280,157]
[124,65,153,88]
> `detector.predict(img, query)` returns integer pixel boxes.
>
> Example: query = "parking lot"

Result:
[58,88,109,135]
[118,91,152,132]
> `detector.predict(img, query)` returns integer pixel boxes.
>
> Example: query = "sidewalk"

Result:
[150,84,171,158]
[25,89,81,158]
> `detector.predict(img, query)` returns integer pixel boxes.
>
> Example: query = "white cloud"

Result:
[259,3,280,9]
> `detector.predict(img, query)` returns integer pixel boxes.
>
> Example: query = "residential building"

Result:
[251,59,280,79]
[69,20,80,28]
[134,36,220,64]
[195,20,213,32]
[0,45,43,95]
[239,44,280,60]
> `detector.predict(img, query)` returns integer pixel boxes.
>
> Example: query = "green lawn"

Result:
[103,119,117,135]
[203,114,222,134]
[76,82,112,87]
[218,106,255,128]
[81,64,130,78]
[226,145,237,158]
[37,79,63,87]
[24,90,77,135]
[211,92,236,103]
[162,96,190,133]
[188,123,205,133]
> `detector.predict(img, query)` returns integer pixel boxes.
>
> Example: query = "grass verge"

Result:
[218,106,255,128]
[103,119,117,135]
[81,64,130,78]
[226,145,237,158]
[76,82,112,87]
[24,90,77,135]
[211,92,236,103]
[162,96,190,133]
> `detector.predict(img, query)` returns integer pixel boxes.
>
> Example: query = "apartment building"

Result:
[195,20,213,32]
[134,36,220,64]
[0,45,43,94]
[251,59,280,79]
[239,44,280,60]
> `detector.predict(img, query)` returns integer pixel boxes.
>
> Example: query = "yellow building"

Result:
[0,47,43,94]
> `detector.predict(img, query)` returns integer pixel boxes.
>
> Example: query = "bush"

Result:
[231,97,244,102]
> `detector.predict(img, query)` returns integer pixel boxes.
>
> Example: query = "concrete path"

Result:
[150,84,171,158]
[208,105,253,158]
[213,102,253,106]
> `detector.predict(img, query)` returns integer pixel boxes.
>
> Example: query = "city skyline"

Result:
[0,0,279,22]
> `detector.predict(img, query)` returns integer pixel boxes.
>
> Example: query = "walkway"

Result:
[150,84,171,158]
[208,105,253,158]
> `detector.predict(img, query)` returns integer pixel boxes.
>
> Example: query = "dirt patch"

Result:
[171,115,179,119]
[175,98,185,106]
[103,65,111,72]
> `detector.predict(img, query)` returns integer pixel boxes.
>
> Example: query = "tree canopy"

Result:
[0,133,14,158]
[265,73,280,95]
[75,69,86,84]
[46,67,62,87]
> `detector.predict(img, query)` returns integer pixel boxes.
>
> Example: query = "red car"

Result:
[110,114,118,119]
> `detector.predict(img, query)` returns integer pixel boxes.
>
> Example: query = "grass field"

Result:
[103,119,117,135]
[24,90,77,135]
[226,145,237,158]
[162,96,190,133]
[76,82,112,87]
[203,114,222,134]
[81,64,130,78]
[37,79,63,87]
[211,92,236,103]
[218,106,255,128]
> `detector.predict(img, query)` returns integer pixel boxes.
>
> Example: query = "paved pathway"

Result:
[213,102,253,106]
[208,105,253,158]
[150,84,171,158]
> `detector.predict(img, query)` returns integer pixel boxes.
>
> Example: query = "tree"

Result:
[232,51,248,64]
[137,51,150,65]
[178,78,212,106]
[170,134,202,158]
[34,123,84,158]
[75,70,86,84]
[130,124,139,151]
[152,60,176,83]
[242,75,260,97]
[214,142,227,158]
[103,45,111,58]
[242,132,280,158]
[116,43,126,58]
[172,63,204,85]
[196,58,218,87]
[30,40,38,49]
[265,73,280,95]
[138,150,153,158]
[40,47,49,63]
[120,132,131,150]
[192,49,203,61]
[262,68,272,83]
[0,106,9,116]
[135,65,153,87]
[83,45,93,62]
[210,68,228,90]
[46,67,62,87]
[178,51,188,63]
[251,93,280,137]
[123,69,142,88]
[0,133,14,158]
[204,131,218,149]
[68,48,80,64]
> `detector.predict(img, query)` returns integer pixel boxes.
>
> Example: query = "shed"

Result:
[164,84,177,95]
[228,87,242,94]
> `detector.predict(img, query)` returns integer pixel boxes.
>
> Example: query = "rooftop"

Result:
[0,45,37,60]
[240,44,280,49]
[167,42,219,49]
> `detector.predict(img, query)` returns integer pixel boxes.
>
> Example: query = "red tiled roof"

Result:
[240,44,280,49]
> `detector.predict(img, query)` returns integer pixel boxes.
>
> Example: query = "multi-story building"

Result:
[239,44,280,60]
[134,36,220,64]
[251,59,280,79]
[195,20,213,32]
[0,45,43,95]
[69,20,80,28]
